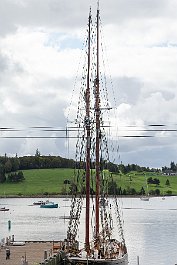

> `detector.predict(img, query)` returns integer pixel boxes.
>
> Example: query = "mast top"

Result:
[97,0,99,12]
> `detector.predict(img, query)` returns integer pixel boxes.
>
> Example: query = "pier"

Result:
[0,240,64,265]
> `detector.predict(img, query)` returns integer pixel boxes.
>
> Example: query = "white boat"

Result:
[0,207,9,212]
[63,2,128,265]
[140,196,149,201]
[33,200,45,205]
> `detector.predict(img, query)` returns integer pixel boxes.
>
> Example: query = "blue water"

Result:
[0,196,177,265]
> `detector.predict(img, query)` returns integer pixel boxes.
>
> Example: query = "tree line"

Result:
[117,163,160,174]
[162,161,177,173]
[0,148,177,185]
[0,149,76,183]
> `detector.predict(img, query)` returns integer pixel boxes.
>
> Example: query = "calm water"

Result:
[0,196,177,265]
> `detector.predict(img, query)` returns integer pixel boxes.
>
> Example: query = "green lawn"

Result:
[0,169,177,196]
[0,168,74,196]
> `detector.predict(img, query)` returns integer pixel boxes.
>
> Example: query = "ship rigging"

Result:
[62,2,128,265]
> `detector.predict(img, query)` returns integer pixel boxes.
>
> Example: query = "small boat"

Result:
[40,201,58,208]
[33,200,45,205]
[0,207,9,211]
[140,196,149,201]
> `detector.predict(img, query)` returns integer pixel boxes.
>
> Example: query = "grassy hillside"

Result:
[112,172,177,195]
[0,168,177,196]
[0,168,74,196]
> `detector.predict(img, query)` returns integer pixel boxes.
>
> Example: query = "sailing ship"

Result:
[63,3,128,265]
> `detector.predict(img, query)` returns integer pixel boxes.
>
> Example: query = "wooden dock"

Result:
[0,241,61,265]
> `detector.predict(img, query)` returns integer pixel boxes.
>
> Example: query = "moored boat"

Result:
[0,207,9,211]
[140,196,149,201]
[40,201,58,208]
[33,200,45,205]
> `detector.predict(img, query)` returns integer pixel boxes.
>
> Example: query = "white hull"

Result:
[140,196,149,201]
[67,253,128,265]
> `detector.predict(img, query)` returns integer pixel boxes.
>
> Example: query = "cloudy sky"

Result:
[0,0,177,168]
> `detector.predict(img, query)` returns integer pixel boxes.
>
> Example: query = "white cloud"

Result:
[0,0,177,168]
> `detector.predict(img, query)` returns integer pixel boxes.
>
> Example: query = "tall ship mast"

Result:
[64,3,128,265]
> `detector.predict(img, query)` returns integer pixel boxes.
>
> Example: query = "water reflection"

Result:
[1,196,177,265]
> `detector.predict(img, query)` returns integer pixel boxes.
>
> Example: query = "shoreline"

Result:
[0,194,174,199]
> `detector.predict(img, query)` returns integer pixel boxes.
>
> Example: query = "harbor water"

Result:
[0,196,177,265]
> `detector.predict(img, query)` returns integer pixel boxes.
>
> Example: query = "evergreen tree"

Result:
[165,179,170,186]
[0,164,6,183]
[4,159,12,173]
[170,161,176,172]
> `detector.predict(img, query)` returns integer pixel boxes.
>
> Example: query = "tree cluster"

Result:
[147,177,160,185]
[118,163,159,174]
[7,171,25,182]
[0,149,165,181]
[0,150,75,182]
[0,150,76,184]
[162,161,177,173]
[107,181,161,196]
[19,155,75,170]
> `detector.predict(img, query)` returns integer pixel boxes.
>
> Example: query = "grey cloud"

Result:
[113,77,142,105]
[0,76,71,127]
[0,0,176,168]
[0,0,174,36]
[0,0,19,36]
[0,52,24,85]
[101,0,168,24]
[160,90,175,101]
[120,144,177,168]
[0,0,91,36]
[118,136,177,168]
[142,83,176,103]
[0,53,9,72]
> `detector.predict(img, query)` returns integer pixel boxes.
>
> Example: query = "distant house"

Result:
[163,169,177,176]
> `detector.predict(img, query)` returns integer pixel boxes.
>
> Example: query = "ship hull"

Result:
[67,253,128,265]
[40,203,58,208]
[140,196,149,201]
[0,207,9,211]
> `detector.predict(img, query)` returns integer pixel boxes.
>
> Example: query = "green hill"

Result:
[112,172,177,196]
[0,168,74,196]
[0,168,176,196]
